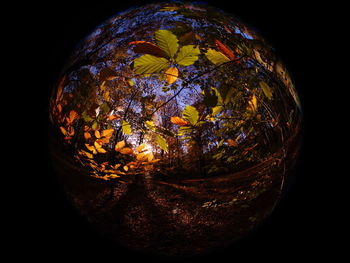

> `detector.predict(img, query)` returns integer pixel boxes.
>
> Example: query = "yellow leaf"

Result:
[85,144,97,154]
[165,67,178,84]
[227,139,237,147]
[145,152,154,162]
[84,132,91,140]
[94,141,107,153]
[109,174,121,178]
[81,150,93,159]
[114,164,121,169]
[119,147,133,155]
[95,130,101,138]
[171,116,188,126]
[115,140,125,151]
[136,152,146,161]
[136,144,146,153]
[248,95,258,111]
[123,166,129,171]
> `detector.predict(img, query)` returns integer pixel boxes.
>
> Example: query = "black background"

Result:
[14,0,337,261]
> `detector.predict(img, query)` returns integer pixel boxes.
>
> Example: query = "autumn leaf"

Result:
[175,45,200,66]
[171,116,188,126]
[60,126,67,136]
[121,120,132,135]
[259,81,273,100]
[95,130,101,138]
[85,144,97,154]
[84,132,91,140]
[248,95,258,111]
[145,152,154,162]
[136,144,146,153]
[212,106,222,116]
[99,67,118,81]
[182,105,199,126]
[136,152,146,161]
[115,140,125,151]
[108,114,121,121]
[119,147,133,155]
[128,41,166,58]
[156,134,168,152]
[66,110,78,125]
[154,29,179,58]
[205,48,230,65]
[133,54,170,74]
[165,67,178,84]
[145,120,156,131]
[81,150,93,159]
[123,166,129,171]
[94,141,107,153]
[215,39,235,60]
[227,139,238,147]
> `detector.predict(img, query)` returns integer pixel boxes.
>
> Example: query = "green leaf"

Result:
[145,120,156,131]
[154,30,179,58]
[259,81,273,100]
[182,105,199,126]
[82,111,93,122]
[121,120,132,135]
[100,102,110,114]
[205,48,230,65]
[178,126,192,136]
[175,45,200,66]
[91,121,98,130]
[211,87,223,105]
[156,126,175,137]
[212,106,222,116]
[133,54,170,74]
[156,134,168,152]
[224,87,236,105]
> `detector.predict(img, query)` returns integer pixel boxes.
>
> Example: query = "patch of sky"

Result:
[234,27,254,40]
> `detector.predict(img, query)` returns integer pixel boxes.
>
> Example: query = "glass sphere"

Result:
[49,2,302,257]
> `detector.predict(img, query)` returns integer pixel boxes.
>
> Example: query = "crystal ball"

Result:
[48,2,302,257]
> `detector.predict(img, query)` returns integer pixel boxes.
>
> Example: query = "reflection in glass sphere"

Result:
[49,2,302,257]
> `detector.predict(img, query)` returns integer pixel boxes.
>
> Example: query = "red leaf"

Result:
[128,41,166,58]
[215,39,235,61]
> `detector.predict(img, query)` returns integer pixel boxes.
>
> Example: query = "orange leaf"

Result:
[67,110,78,125]
[123,166,129,171]
[136,144,146,153]
[101,129,114,138]
[165,67,178,84]
[227,139,237,147]
[171,116,188,126]
[215,39,235,61]
[107,114,121,121]
[85,144,97,154]
[128,41,166,58]
[98,67,118,81]
[60,126,67,136]
[94,141,107,153]
[115,140,125,151]
[95,130,101,138]
[84,132,91,140]
[136,152,146,161]
[119,147,133,155]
